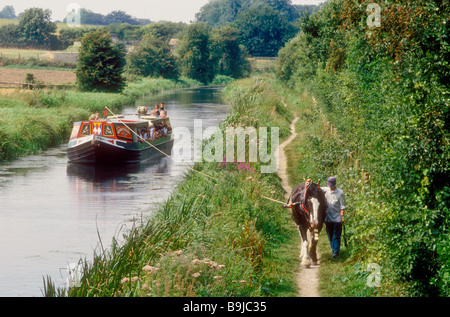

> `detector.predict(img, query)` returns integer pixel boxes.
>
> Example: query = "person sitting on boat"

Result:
[89,113,99,121]
[159,109,168,119]
[143,128,149,141]
[161,124,168,136]
[149,126,155,141]
[150,104,160,116]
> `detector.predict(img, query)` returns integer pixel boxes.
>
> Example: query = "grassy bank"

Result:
[274,80,409,296]
[0,77,200,162]
[44,75,301,297]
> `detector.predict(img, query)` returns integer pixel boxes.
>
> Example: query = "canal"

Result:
[0,86,230,296]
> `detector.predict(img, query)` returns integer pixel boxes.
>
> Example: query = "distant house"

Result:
[169,39,179,54]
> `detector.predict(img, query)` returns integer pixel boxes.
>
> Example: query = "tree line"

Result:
[75,0,318,92]
[0,1,317,55]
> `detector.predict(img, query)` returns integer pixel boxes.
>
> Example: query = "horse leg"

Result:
[298,224,311,269]
[309,228,319,265]
[310,223,323,265]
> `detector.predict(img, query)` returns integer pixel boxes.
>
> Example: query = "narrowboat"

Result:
[67,107,174,165]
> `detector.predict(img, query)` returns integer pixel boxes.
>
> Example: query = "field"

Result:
[0,18,97,32]
[0,67,75,85]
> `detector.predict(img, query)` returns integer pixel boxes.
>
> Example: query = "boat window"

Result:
[103,124,115,137]
[114,124,133,140]
[79,123,91,136]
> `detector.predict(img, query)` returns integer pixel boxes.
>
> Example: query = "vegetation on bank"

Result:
[43,75,300,297]
[277,0,449,296]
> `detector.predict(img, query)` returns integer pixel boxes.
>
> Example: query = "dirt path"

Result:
[277,116,320,297]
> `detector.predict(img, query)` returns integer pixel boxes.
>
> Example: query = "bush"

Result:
[276,0,450,296]
[76,28,126,93]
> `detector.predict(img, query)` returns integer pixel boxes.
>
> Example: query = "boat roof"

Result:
[76,114,170,126]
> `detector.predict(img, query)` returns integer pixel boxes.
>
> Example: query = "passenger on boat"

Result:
[159,109,168,119]
[150,104,160,116]
[149,126,155,141]
[89,113,99,121]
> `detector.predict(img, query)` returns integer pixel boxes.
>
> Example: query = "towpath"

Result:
[277,116,320,297]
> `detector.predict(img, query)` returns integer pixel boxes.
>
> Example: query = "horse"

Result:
[286,179,327,268]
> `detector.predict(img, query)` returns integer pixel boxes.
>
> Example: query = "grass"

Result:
[280,78,411,297]
[38,73,410,297]
[43,74,301,297]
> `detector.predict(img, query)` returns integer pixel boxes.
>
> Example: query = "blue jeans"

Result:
[325,222,342,257]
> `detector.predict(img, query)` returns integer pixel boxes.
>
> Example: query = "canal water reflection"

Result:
[0,86,229,296]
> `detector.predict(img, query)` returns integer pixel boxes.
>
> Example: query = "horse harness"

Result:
[283,179,320,221]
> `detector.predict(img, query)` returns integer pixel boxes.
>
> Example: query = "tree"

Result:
[195,0,244,27]
[126,34,178,79]
[175,23,215,84]
[0,5,16,19]
[0,24,21,47]
[143,22,186,43]
[79,8,107,25]
[233,5,297,57]
[210,26,250,78]
[196,0,301,27]
[105,10,137,25]
[18,8,58,48]
[76,29,126,93]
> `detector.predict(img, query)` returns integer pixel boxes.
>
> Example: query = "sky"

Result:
[1,0,327,23]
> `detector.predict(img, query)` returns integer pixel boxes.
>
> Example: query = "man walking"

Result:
[322,176,346,258]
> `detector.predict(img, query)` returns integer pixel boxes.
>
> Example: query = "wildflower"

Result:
[143,265,159,274]
[121,277,130,283]
[131,276,139,282]
[192,272,201,278]
[191,259,202,265]
[217,265,225,269]
[213,276,222,279]
[172,250,183,256]
[239,280,247,284]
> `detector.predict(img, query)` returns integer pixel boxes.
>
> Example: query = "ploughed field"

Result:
[0,67,76,85]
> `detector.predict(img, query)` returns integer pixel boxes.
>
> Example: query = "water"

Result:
[0,86,229,297]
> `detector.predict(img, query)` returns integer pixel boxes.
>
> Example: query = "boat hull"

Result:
[67,135,174,165]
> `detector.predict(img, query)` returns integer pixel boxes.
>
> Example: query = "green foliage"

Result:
[276,0,450,296]
[18,8,58,49]
[76,28,126,93]
[51,77,298,297]
[126,34,178,79]
[210,26,250,78]
[232,5,297,57]
[176,23,215,84]
[195,0,308,27]
[143,22,186,43]
[0,5,15,19]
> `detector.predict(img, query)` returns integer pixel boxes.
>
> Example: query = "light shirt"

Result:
[321,187,346,223]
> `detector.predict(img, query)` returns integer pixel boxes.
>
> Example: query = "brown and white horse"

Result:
[286,179,327,268]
